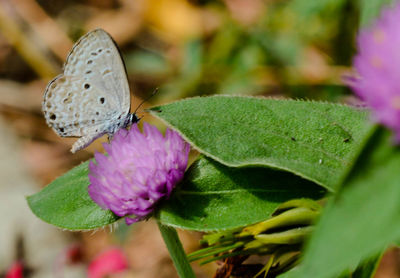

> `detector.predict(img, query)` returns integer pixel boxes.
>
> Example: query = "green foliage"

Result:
[188,199,321,276]
[28,96,375,241]
[351,253,383,278]
[358,0,396,26]
[149,96,374,190]
[157,156,324,231]
[279,128,400,278]
[129,0,362,103]
[25,154,323,232]
[27,161,119,230]
[125,51,171,77]
[20,0,400,276]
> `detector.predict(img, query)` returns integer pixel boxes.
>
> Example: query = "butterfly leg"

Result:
[71,133,105,153]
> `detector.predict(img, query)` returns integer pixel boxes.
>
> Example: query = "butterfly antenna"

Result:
[134,88,159,114]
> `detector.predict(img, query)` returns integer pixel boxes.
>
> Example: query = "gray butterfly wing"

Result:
[43,75,123,137]
[42,29,131,152]
[63,29,131,116]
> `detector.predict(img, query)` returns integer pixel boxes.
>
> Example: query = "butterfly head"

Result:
[124,113,140,128]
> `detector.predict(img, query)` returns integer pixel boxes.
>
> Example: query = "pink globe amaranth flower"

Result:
[88,123,190,224]
[347,2,400,142]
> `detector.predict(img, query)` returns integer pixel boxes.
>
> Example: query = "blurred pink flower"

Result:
[347,2,400,141]
[5,261,23,278]
[88,248,128,278]
[88,123,190,224]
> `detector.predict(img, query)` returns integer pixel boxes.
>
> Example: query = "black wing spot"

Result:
[106,49,111,54]
[50,114,56,120]
[103,69,111,75]
[86,70,92,74]
[92,119,95,124]
[63,98,69,103]
[98,49,103,53]
[96,112,99,115]
[84,83,90,89]
[91,52,97,56]
[100,97,105,104]
[59,127,64,133]
[87,60,93,64]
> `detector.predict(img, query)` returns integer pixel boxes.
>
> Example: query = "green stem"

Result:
[157,221,196,278]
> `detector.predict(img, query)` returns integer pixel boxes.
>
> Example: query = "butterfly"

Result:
[42,28,138,153]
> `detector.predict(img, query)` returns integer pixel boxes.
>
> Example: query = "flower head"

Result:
[88,123,190,224]
[347,3,400,141]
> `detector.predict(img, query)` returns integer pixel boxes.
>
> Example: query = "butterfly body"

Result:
[42,29,137,152]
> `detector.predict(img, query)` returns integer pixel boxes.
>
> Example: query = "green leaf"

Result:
[27,154,324,232]
[27,161,119,230]
[157,156,325,231]
[279,128,400,278]
[149,96,374,191]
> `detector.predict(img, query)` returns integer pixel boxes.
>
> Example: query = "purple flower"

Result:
[88,123,190,225]
[347,2,400,141]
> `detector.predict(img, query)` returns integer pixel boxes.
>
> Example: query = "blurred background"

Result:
[0,0,399,277]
